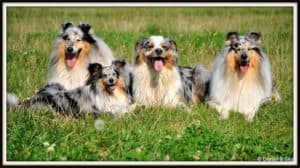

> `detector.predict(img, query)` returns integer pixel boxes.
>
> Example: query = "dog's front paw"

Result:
[208,101,222,112]
[244,111,255,122]
[220,109,229,120]
[129,103,137,112]
[183,105,192,113]
[177,102,191,113]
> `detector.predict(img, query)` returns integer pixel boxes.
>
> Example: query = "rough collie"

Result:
[132,36,210,107]
[9,60,132,117]
[209,31,280,121]
[47,22,115,90]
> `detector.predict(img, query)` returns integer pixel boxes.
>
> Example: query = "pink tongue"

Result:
[240,65,249,73]
[66,56,77,68]
[154,60,164,71]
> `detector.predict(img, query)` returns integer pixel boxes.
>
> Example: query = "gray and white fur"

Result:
[209,31,280,121]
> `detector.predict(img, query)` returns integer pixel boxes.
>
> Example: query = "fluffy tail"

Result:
[7,93,19,108]
[7,84,81,117]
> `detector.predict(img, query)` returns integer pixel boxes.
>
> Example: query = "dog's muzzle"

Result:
[148,55,165,72]
[65,48,82,68]
[107,84,116,91]
[239,59,249,73]
[106,78,116,91]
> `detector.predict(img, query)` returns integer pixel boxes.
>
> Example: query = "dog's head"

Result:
[225,31,262,73]
[135,36,178,72]
[87,60,126,93]
[59,22,96,68]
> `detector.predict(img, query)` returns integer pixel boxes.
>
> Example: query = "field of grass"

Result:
[6,7,294,162]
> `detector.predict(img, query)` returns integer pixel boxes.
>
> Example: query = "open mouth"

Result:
[106,84,116,91]
[150,56,165,72]
[239,60,249,73]
[65,49,81,68]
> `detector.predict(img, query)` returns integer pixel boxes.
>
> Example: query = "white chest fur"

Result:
[132,64,183,107]
[48,61,88,90]
[95,89,130,114]
[211,71,271,114]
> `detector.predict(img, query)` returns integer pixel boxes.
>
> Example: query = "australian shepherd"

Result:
[10,60,132,117]
[209,31,280,121]
[132,36,210,107]
[47,22,115,90]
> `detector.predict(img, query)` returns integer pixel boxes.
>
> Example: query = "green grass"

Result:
[6,7,294,161]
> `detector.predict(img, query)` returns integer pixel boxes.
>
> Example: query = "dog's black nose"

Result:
[155,48,163,55]
[241,54,247,59]
[109,78,114,83]
[67,47,73,53]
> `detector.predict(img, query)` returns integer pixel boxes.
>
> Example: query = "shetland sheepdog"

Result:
[9,60,132,117]
[132,36,210,107]
[47,22,115,90]
[209,31,280,121]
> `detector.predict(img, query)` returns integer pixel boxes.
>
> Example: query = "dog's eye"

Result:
[64,37,70,41]
[146,45,154,50]
[63,37,70,41]
[112,73,116,76]
[236,48,241,51]
[233,43,241,50]
[103,74,107,78]
[251,47,260,52]
[63,35,68,40]
[162,46,169,50]
[76,39,81,42]
[62,35,69,41]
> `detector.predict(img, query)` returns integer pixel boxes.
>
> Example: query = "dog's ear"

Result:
[88,63,102,76]
[247,31,262,46]
[113,60,126,76]
[135,38,147,51]
[165,37,177,51]
[225,31,239,46]
[135,38,148,64]
[86,63,102,85]
[78,23,96,43]
[113,60,126,69]
[61,22,73,32]
[78,23,92,34]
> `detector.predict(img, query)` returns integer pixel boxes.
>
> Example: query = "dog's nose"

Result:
[155,48,163,55]
[241,54,247,60]
[67,47,73,53]
[109,78,114,83]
